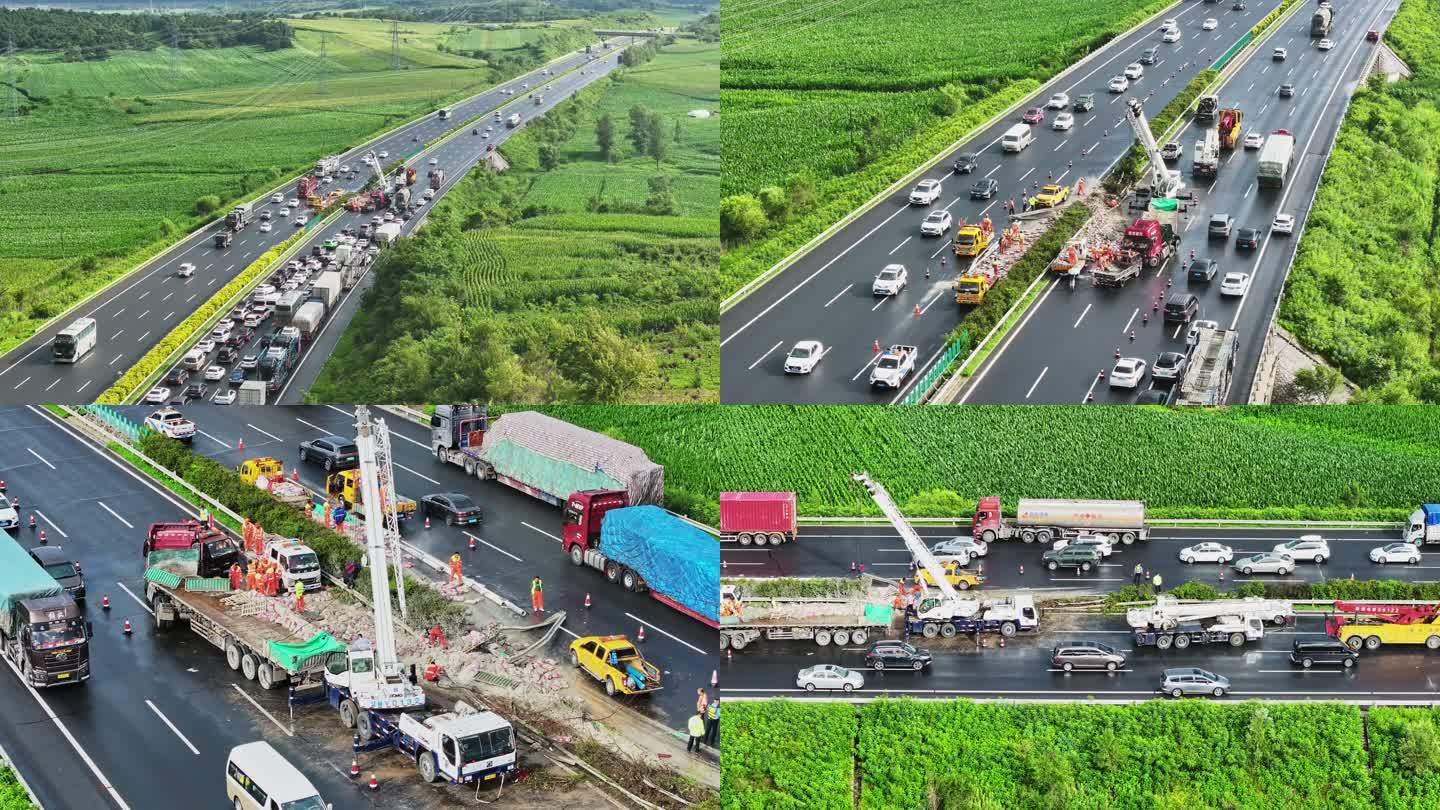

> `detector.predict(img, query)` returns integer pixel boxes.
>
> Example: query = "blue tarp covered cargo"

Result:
[599,506,718,622]
[0,538,63,634]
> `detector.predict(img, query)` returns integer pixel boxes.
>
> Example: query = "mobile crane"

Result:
[1124,98,1186,203]
[852,473,1037,639]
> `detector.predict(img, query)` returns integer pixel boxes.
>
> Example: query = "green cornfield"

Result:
[721,701,856,810]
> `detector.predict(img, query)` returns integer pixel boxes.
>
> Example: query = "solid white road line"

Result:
[232,684,294,737]
[523,521,563,542]
[394,462,441,486]
[97,502,134,528]
[27,448,56,470]
[749,341,783,370]
[463,532,523,562]
[145,700,200,756]
[117,582,152,614]
[195,429,229,447]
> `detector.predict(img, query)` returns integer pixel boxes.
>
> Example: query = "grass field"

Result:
[307,40,719,403]
[532,405,1440,522]
[0,14,601,353]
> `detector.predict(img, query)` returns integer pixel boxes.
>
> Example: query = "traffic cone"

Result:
[1129,330,1136,342]
[711,669,718,687]
[1019,563,1024,576]
[368,773,379,791]
[349,759,359,778]
[873,340,880,353]
[123,618,132,635]
[913,305,922,318]
[237,437,244,451]
[38,529,46,545]
[1114,347,1121,358]
[468,536,477,551]
[727,647,732,661]
[584,593,591,609]
[291,468,299,482]
[1097,369,1105,379]
[28,514,35,529]
[101,594,110,610]
[424,516,431,529]
[998,636,1006,648]
[637,626,646,642]
[1086,392,1094,402]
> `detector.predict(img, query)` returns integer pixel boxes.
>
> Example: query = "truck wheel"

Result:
[1121,532,1137,545]
[719,634,731,651]
[730,635,748,651]
[1365,636,1382,651]
[434,446,446,463]
[922,624,939,639]
[605,678,617,697]
[833,630,851,646]
[225,639,242,671]
[622,570,643,592]
[604,562,621,583]
[1427,636,1440,651]
[463,459,476,477]
[257,664,277,690]
[1229,633,1244,647]
[814,630,832,646]
[358,711,376,742]
[939,624,956,639]
[999,622,1017,638]
[737,533,753,546]
[417,751,439,783]
[1345,636,1363,651]
[569,546,584,566]
[1146,255,1159,268]
[850,630,868,645]
[982,530,997,544]
[339,699,358,728]
[1036,529,1053,544]
[1156,635,1173,650]
[1021,530,1036,544]
[768,533,785,546]
[1173,635,1190,650]
[240,653,258,681]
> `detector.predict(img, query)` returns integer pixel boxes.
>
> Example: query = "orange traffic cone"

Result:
[291,468,299,482]
[468,536,477,551]
[872,340,880,353]
[726,647,732,660]
[998,635,1006,648]
[101,594,110,610]
[237,437,244,450]
[913,305,922,318]
[637,626,646,642]
[28,514,35,529]
[38,529,46,545]
[584,593,591,609]
[424,516,431,530]
[711,669,718,687]
[123,618,133,635]
[350,759,359,778]
[368,773,378,791]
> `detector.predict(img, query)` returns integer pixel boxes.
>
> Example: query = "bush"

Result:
[958,203,1093,344]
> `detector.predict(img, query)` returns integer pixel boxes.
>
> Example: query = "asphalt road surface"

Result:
[961,0,1400,404]
[115,403,714,726]
[0,40,627,404]
[723,524,1421,590]
[153,51,627,406]
[0,404,363,810]
[718,612,1440,703]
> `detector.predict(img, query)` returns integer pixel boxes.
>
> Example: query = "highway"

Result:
[718,612,1440,703]
[719,0,1391,404]
[0,40,626,405]
[114,403,714,726]
[723,524,1420,590]
[961,0,1400,404]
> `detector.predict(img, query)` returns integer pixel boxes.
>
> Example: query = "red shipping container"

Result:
[720,492,797,545]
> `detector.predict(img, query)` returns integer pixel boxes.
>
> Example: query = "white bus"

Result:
[52,317,97,363]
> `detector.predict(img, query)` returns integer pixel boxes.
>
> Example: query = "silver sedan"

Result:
[1231,553,1294,576]
[796,664,864,692]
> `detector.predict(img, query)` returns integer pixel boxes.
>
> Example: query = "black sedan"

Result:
[952,152,979,174]
[1235,227,1262,249]
[420,493,483,526]
[183,382,208,401]
[970,178,999,199]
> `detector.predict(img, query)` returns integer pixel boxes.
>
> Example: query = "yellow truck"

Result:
[1327,602,1440,651]
[324,469,416,523]
[918,559,986,590]
[237,457,310,509]
[953,224,990,257]
[569,634,662,696]
[954,272,992,305]
[1029,184,1070,209]
[237,457,285,485]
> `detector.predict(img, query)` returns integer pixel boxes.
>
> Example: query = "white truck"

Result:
[261,538,323,594]
[144,408,196,443]
[1192,127,1219,179]
[312,271,343,311]
[719,584,891,651]
[292,301,325,341]
[907,594,1040,639]
[869,344,917,389]
[374,222,402,245]
[237,380,268,406]
[1257,129,1296,187]
[1128,596,1293,649]
[315,156,341,177]
[506,112,521,128]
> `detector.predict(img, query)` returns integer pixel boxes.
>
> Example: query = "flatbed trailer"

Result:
[1133,617,1266,649]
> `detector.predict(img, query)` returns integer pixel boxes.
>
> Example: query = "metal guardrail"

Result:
[902,331,969,404]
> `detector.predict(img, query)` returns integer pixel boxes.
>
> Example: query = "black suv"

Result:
[1235,227,1262,249]
[1187,258,1218,282]
[1291,640,1357,669]
[216,345,238,365]
[1164,293,1200,323]
[952,152,979,174]
[29,546,85,604]
[865,641,932,671]
[1041,546,1101,571]
[298,435,360,471]
[1051,641,1125,672]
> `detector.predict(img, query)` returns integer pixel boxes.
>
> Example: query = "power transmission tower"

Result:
[5,33,17,124]
[390,20,400,71]
[318,33,328,95]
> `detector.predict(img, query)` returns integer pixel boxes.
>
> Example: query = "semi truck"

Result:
[315,156,341,176]
[1257,129,1296,187]
[292,301,326,342]
[720,584,889,651]
[1193,127,1220,179]
[561,492,718,627]
[1406,505,1440,545]
[1311,6,1333,37]
[297,175,319,201]
[971,496,1149,544]
[312,271,343,311]
[429,406,664,507]
[720,492,797,546]
[226,203,254,232]
[1091,210,1179,287]
[0,538,92,687]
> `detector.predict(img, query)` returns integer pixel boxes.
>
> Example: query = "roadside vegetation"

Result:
[724,700,1379,809]
[309,40,719,403]
[1278,0,1440,402]
[0,9,608,354]
[0,765,36,810]
[718,0,1176,294]
[536,404,1440,523]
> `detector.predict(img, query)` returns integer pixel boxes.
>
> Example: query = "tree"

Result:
[538,142,561,171]
[644,175,675,215]
[1291,365,1344,403]
[785,173,818,216]
[559,320,657,402]
[720,195,768,243]
[628,105,651,153]
[595,113,615,161]
[194,195,222,215]
[757,186,789,224]
[673,120,682,143]
[647,113,667,163]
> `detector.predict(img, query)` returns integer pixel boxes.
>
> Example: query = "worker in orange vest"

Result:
[245,563,259,592]
[531,577,544,613]
[423,660,441,682]
[448,553,463,587]
[267,568,281,597]
[229,564,242,591]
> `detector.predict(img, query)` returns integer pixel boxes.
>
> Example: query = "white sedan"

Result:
[1109,76,1130,93]
[1179,542,1234,564]
[1045,92,1070,109]
[920,210,953,236]
[1271,213,1296,234]
[1123,63,1144,80]
[796,664,864,692]
[270,193,284,203]
[195,339,216,354]
[783,340,825,374]
[143,387,171,404]
[204,365,226,381]
[1219,272,1250,296]
[1318,38,1335,50]
[1244,132,1265,149]
[212,389,237,405]
[1110,357,1147,388]
[1201,18,1218,30]
[259,221,272,233]
[1371,543,1421,564]
[176,263,195,278]
[1052,535,1113,557]
[278,207,289,218]
[1163,28,1181,42]
[931,537,988,559]
[287,198,300,208]
[1052,112,1075,131]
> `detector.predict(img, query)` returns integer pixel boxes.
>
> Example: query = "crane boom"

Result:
[1125,98,1182,199]
[354,406,403,677]
[851,472,959,600]
[362,151,388,189]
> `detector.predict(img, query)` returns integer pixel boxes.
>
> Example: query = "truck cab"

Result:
[430,404,491,475]
[237,456,285,485]
[397,706,516,785]
[143,520,240,577]
[264,539,323,593]
[326,469,416,523]
[4,597,92,686]
[322,637,425,712]
[1407,505,1440,546]
[562,489,629,556]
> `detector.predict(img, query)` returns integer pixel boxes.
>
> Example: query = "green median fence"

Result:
[902,330,971,405]
[1212,31,1253,70]
[87,403,148,443]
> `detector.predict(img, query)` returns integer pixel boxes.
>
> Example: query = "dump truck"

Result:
[1257,129,1296,187]
[145,547,345,690]
[226,203,254,232]
[1327,602,1440,651]
[720,584,892,651]
[1193,127,1220,179]
[0,537,92,687]
[1406,505,1440,545]
[214,231,234,249]
[1094,208,1179,286]
[719,491,797,546]
[1218,108,1242,149]
[429,406,664,507]
[143,519,243,573]
[1311,6,1332,36]
[952,224,990,257]
[292,301,325,342]
[971,496,1149,544]
[325,469,416,524]
[569,634,661,696]
[1196,95,1219,122]
[562,492,718,627]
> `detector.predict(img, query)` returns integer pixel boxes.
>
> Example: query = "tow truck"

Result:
[569,634,662,696]
[1028,183,1070,209]
[952,224,990,257]
[236,457,311,509]
[1327,602,1440,651]
[869,345,916,388]
[326,469,416,524]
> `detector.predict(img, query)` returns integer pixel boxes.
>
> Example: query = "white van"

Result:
[181,348,207,371]
[1001,123,1035,153]
[225,741,330,810]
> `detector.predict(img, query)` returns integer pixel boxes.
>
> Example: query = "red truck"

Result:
[562,490,718,628]
[142,520,243,577]
[296,175,318,200]
[720,492,797,546]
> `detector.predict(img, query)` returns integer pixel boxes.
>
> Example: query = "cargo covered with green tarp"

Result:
[266,632,346,674]
[479,411,664,505]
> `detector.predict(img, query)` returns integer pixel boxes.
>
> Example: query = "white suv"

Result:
[1273,535,1330,563]
[908,179,942,205]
